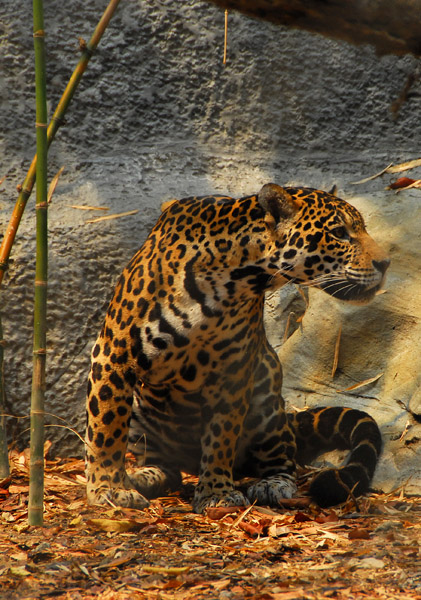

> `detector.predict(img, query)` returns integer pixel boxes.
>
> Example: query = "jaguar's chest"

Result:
[132,292,266,390]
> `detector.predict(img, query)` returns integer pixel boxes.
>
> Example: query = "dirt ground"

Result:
[0,447,420,600]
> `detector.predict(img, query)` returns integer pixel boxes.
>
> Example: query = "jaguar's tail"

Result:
[287,406,382,508]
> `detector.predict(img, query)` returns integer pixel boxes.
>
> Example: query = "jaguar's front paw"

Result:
[193,490,249,514]
[87,485,150,510]
[246,474,297,506]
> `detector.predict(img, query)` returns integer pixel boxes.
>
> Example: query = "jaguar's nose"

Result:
[372,258,390,275]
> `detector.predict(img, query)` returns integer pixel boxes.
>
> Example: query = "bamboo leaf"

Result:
[331,325,342,378]
[350,164,393,184]
[47,166,65,203]
[85,209,138,224]
[71,205,109,211]
[337,372,384,392]
[386,158,421,173]
[351,158,421,185]
[282,312,294,344]
[223,9,228,64]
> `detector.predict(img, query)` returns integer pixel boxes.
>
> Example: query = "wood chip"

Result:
[206,506,242,520]
[86,209,138,224]
[143,565,190,575]
[277,497,312,509]
[349,527,371,540]
[86,517,152,533]
[308,561,340,570]
[393,179,421,192]
[230,503,255,529]
[386,177,417,189]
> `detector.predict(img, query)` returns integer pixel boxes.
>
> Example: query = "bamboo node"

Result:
[33,29,45,38]
[51,115,66,126]
[79,37,94,58]
[78,37,87,51]
[35,122,48,128]
[83,47,94,59]
[33,349,47,355]
[35,279,48,286]
[35,201,48,209]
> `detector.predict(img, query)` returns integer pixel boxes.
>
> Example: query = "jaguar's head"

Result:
[258,183,390,304]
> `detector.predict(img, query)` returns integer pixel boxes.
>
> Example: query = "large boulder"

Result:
[265,190,421,494]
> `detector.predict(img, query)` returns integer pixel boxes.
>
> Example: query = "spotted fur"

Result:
[85,184,388,513]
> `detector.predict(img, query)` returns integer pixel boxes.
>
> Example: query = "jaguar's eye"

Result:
[331,226,349,240]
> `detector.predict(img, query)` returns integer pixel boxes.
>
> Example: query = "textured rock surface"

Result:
[0,0,420,493]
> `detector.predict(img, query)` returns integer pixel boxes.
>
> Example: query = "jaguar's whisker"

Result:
[302,274,347,289]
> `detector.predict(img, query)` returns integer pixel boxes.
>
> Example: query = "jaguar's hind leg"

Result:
[128,466,182,499]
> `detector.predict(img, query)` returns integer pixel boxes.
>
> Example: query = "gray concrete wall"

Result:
[1,0,420,493]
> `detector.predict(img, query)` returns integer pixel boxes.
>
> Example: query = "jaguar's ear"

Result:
[258,183,300,225]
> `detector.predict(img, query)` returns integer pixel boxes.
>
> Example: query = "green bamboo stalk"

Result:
[28,0,48,527]
[0,0,121,288]
[0,313,9,479]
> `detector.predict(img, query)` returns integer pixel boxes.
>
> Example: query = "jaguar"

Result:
[85,183,389,513]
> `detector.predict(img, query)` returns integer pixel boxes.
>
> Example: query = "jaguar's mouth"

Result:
[319,279,383,304]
